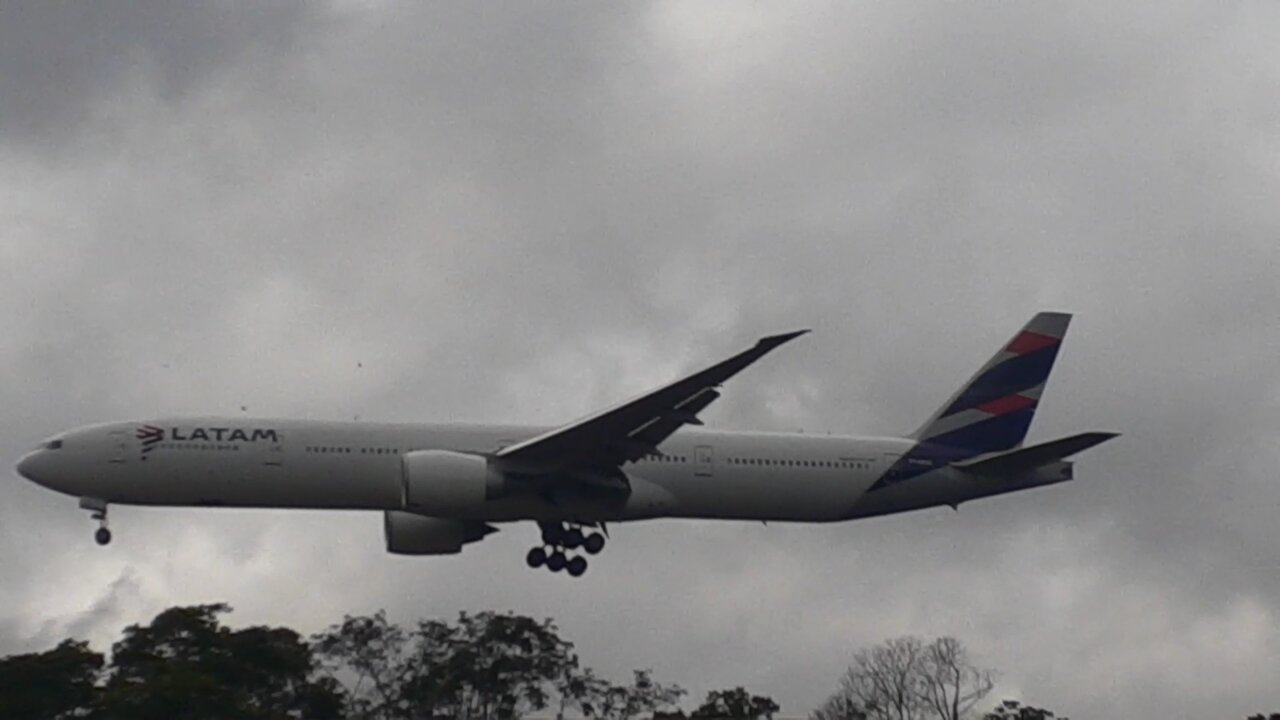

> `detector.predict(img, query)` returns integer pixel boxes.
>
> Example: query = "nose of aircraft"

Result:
[16,450,43,483]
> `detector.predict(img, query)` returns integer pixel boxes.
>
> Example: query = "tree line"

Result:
[0,604,740,720]
[2,602,1260,719]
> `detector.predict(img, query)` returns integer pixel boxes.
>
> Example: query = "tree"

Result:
[403,611,579,720]
[1245,715,1280,720]
[592,669,686,720]
[817,637,995,720]
[810,691,868,720]
[841,636,929,720]
[691,686,779,719]
[315,609,584,719]
[99,603,343,720]
[312,611,413,720]
[917,638,994,720]
[982,699,1065,720]
[0,639,103,720]
[554,662,609,719]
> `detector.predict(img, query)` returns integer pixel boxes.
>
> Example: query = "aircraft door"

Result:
[263,432,285,467]
[695,445,713,477]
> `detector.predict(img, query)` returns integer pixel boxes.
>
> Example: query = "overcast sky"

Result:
[3,1,1279,716]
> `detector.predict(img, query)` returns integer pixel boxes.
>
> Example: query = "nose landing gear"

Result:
[80,497,111,546]
[529,522,604,577]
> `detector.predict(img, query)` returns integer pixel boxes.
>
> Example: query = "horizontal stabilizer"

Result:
[956,432,1119,476]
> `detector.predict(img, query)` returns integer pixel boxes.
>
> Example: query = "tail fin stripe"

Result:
[1006,331,1060,355]
[941,344,1061,417]
[976,393,1037,416]
[922,387,1044,440]
[925,408,1038,455]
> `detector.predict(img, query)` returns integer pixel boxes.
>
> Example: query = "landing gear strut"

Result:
[530,522,604,576]
[80,497,111,546]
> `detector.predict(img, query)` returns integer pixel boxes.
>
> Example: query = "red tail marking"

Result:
[977,394,1037,416]
[1006,331,1059,355]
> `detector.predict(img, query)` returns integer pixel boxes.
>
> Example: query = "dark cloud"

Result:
[0,2,311,148]
[3,2,1279,718]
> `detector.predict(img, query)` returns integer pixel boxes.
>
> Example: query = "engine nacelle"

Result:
[401,450,504,514]
[383,511,496,555]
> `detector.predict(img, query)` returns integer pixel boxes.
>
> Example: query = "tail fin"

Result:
[909,312,1071,454]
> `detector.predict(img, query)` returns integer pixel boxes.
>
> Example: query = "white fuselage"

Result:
[14,416,1052,525]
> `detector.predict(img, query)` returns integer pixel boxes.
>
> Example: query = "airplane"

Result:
[15,312,1116,577]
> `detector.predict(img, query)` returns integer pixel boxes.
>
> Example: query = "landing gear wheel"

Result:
[540,524,564,546]
[526,547,547,568]
[94,527,112,546]
[583,532,605,555]
[546,551,567,572]
[562,528,584,549]
[566,556,588,577]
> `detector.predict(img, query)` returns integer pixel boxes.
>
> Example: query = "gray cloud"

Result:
[0,2,311,148]
[3,2,1280,717]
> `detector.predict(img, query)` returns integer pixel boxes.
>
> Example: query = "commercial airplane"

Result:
[15,312,1115,577]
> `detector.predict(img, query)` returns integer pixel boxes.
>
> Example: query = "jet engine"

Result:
[400,450,504,514]
[383,511,497,555]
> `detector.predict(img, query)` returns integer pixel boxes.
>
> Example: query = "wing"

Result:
[496,329,810,471]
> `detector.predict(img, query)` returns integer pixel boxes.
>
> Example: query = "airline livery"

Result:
[16,313,1115,577]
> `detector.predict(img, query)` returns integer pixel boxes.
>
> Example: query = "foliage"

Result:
[97,603,343,720]
[554,662,610,718]
[590,669,687,720]
[690,686,779,719]
[0,639,103,720]
[408,612,578,719]
[311,611,413,719]
[0,603,1013,720]
[313,610,581,720]
[982,699,1066,720]
[810,691,868,720]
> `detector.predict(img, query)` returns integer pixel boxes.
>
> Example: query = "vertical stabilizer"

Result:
[909,312,1071,454]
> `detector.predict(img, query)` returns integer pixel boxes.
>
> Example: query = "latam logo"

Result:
[135,425,280,458]
[136,425,164,455]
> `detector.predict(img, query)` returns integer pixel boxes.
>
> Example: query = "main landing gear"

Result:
[526,522,605,577]
[80,497,111,546]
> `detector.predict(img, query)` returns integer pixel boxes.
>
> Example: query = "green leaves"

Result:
[97,603,343,720]
[0,639,103,720]
[0,604,721,720]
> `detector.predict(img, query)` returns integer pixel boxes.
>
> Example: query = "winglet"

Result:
[757,329,811,350]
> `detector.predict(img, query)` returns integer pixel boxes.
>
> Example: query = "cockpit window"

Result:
[43,439,63,450]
